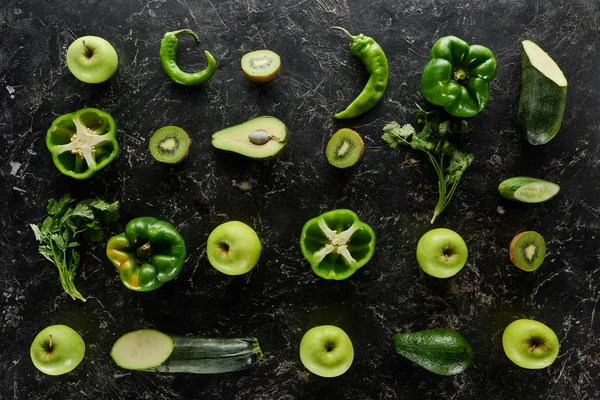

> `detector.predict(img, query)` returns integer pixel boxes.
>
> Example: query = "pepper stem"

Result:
[331,26,356,42]
[136,242,152,261]
[171,29,200,43]
[452,67,469,82]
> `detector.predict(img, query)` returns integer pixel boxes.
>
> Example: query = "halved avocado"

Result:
[212,116,288,160]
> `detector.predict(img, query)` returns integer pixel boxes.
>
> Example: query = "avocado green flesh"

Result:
[393,328,473,376]
[212,116,287,159]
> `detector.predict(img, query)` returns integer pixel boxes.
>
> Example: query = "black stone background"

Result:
[1,0,599,399]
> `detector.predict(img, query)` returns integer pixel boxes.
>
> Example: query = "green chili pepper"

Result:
[160,29,217,86]
[421,36,498,118]
[332,27,389,119]
[46,108,119,179]
[106,217,187,292]
[300,209,376,280]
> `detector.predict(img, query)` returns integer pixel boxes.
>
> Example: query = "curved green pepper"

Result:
[106,217,186,292]
[300,209,375,280]
[160,29,216,86]
[421,36,498,118]
[46,108,119,179]
[332,27,389,119]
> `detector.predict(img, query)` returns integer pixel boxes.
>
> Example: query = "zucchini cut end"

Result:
[111,329,174,370]
[514,181,561,203]
[522,40,567,87]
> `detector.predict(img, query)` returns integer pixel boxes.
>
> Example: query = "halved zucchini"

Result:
[498,176,560,203]
[110,329,263,374]
[517,40,568,145]
[111,329,174,370]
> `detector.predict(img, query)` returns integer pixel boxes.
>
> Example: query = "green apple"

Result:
[416,228,468,278]
[299,325,354,378]
[30,324,85,375]
[207,221,262,275]
[66,36,118,83]
[502,319,559,369]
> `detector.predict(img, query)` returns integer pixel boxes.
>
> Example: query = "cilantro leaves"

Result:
[30,195,119,301]
[382,105,474,223]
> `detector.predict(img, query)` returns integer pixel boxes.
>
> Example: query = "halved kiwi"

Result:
[326,128,364,168]
[241,50,281,83]
[149,126,190,164]
[509,231,546,272]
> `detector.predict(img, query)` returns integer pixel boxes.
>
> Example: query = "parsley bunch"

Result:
[30,195,119,301]
[382,105,474,223]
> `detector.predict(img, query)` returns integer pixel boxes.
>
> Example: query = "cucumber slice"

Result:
[517,40,567,145]
[111,329,174,370]
[498,176,560,203]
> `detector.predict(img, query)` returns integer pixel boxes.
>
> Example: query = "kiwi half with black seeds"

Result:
[510,231,546,272]
[149,126,190,164]
[241,50,281,83]
[326,128,364,168]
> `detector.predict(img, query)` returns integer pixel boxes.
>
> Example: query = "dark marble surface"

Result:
[1,0,600,399]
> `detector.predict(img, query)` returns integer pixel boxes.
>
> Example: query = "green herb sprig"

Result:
[30,195,119,301]
[382,105,474,223]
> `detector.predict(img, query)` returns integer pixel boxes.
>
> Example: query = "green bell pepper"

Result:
[106,217,186,292]
[421,36,498,118]
[299,209,375,280]
[46,108,119,179]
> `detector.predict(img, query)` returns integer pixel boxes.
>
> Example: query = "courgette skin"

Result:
[151,336,263,374]
[393,328,473,376]
[498,176,560,203]
[517,40,567,145]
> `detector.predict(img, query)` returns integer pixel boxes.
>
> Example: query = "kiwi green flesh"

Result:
[326,128,364,168]
[149,126,190,164]
[212,116,287,159]
[241,50,281,82]
[510,231,546,272]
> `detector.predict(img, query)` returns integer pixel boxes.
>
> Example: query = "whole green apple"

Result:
[66,36,118,83]
[299,325,354,378]
[502,319,559,369]
[207,221,261,275]
[416,228,468,278]
[30,324,85,375]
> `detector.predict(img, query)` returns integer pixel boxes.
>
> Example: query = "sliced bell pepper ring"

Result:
[421,36,498,118]
[106,217,186,292]
[46,108,119,179]
[300,209,375,280]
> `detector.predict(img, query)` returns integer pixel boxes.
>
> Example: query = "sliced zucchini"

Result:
[111,329,263,374]
[517,40,567,145]
[498,176,560,203]
[111,329,174,370]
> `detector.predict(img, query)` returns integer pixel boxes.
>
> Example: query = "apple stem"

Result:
[48,334,53,352]
[82,40,94,58]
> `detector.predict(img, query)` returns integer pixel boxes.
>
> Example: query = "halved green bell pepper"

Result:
[106,217,186,292]
[46,108,119,179]
[300,209,375,280]
[421,36,498,118]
